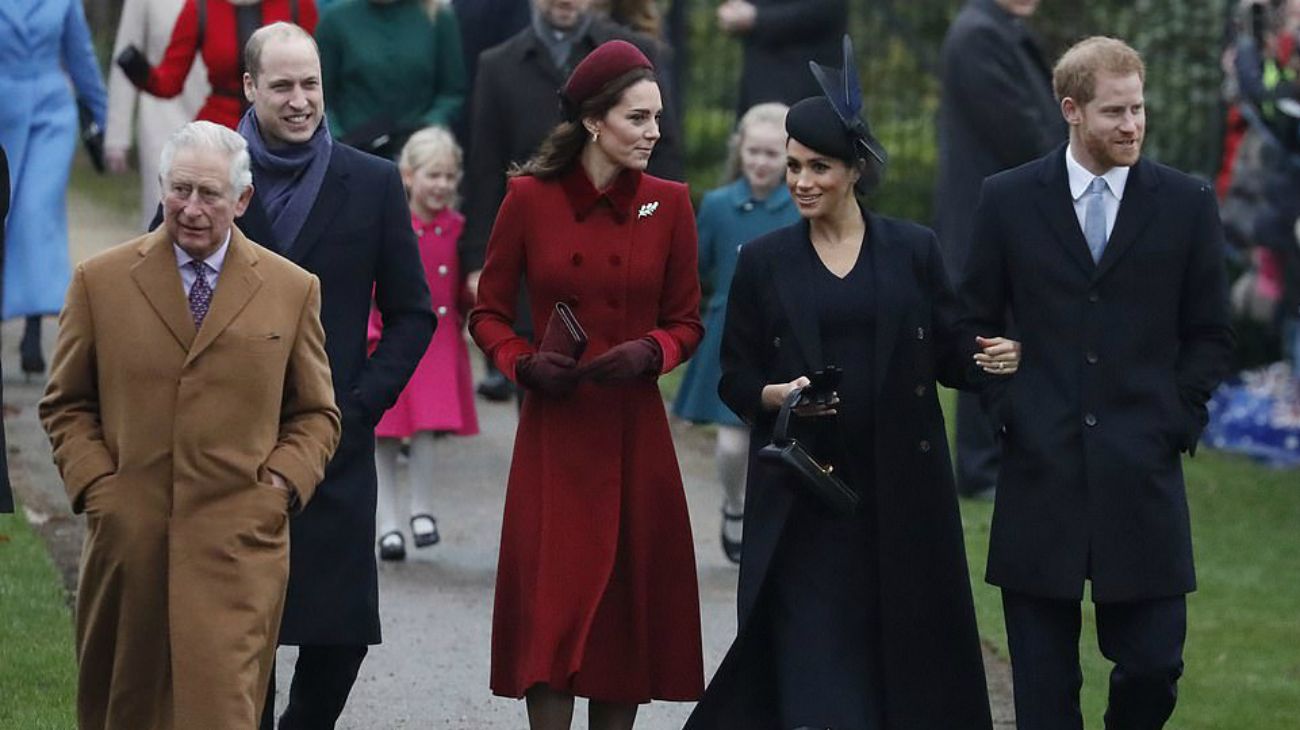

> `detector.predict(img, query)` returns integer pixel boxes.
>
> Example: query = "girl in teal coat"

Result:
[672,103,797,563]
[0,0,107,374]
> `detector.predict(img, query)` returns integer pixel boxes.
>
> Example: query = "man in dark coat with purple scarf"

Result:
[237,23,434,729]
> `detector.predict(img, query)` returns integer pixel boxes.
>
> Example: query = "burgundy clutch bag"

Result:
[538,302,588,360]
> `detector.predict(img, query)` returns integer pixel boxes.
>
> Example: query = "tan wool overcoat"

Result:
[39,227,341,730]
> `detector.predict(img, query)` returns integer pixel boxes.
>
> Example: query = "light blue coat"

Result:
[0,0,107,319]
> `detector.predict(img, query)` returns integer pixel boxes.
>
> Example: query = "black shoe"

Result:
[720,508,743,565]
[410,514,440,548]
[476,371,513,402]
[378,531,406,561]
[20,318,45,376]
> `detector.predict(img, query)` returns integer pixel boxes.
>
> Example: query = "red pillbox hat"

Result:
[561,40,653,111]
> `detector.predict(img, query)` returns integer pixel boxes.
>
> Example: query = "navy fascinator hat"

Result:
[786,36,887,169]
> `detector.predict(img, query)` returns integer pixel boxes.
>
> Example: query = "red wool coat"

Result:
[470,167,705,703]
[146,0,318,129]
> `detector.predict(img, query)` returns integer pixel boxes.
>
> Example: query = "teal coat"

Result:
[672,178,797,425]
[318,0,466,152]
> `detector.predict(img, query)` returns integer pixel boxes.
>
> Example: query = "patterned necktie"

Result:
[188,260,214,327]
[1083,176,1109,263]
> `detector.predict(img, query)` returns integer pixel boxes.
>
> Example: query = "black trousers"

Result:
[955,390,1000,496]
[260,644,369,730]
[1002,590,1187,730]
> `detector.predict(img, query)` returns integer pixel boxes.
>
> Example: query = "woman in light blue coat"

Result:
[672,102,798,564]
[0,0,107,375]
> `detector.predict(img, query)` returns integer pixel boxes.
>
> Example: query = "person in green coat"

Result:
[317,0,467,158]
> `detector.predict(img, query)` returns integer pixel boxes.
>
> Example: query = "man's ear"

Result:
[243,72,256,104]
[234,184,254,217]
[1061,96,1082,126]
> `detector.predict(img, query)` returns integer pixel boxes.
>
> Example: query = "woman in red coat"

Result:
[469,40,704,729]
[118,0,317,129]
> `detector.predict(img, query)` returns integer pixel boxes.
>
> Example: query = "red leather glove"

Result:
[580,338,662,383]
[515,352,580,397]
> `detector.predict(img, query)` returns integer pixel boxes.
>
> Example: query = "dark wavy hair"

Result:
[510,67,658,180]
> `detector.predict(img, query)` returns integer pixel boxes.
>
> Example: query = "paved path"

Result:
[3,188,1015,728]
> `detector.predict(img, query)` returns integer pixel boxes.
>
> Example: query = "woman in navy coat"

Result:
[0,0,107,375]
[684,48,1018,729]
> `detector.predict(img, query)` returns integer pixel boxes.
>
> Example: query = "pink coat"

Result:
[369,209,478,437]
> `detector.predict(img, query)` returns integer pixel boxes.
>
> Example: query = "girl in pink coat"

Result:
[371,126,479,560]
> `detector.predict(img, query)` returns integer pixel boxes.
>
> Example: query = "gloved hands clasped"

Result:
[516,338,662,397]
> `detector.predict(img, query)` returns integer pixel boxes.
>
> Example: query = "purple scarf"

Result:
[237,108,333,253]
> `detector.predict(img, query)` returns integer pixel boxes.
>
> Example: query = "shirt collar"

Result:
[174,229,232,273]
[1065,144,1130,202]
[725,177,793,213]
[560,164,642,222]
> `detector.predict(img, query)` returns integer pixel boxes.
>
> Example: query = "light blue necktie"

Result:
[1083,176,1109,263]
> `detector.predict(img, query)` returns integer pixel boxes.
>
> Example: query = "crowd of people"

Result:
[0,0,1250,729]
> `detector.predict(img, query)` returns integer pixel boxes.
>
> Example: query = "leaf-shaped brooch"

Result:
[637,201,659,219]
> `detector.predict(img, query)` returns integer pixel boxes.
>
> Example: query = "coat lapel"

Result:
[772,221,823,370]
[1033,147,1097,277]
[286,152,349,263]
[1093,158,1159,280]
[870,215,908,397]
[129,230,197,352]
[184,229,264,366]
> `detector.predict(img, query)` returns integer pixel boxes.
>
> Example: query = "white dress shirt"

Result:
[173,230,231,296]
[1065,144,1130,241]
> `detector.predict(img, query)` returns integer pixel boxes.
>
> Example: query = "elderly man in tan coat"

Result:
[40,120,341,730]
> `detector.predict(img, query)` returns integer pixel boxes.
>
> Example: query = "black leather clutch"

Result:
[758,387,859,516]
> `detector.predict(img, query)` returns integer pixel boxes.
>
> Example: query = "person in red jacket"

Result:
[469,40,704,729]
[118,0,317,129]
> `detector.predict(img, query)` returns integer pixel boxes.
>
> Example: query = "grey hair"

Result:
[245,21,319,80]
[158,121,253,198]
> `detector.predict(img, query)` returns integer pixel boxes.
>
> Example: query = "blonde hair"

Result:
[1052,36,1146,106]
[723,102,790,181]
[399,126,463,206]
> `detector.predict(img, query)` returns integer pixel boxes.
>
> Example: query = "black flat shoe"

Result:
[378,531,406,561]
[721,508,743,565]
[410,514,440,548]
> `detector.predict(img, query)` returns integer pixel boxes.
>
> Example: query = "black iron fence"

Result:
[679,0,1231,222]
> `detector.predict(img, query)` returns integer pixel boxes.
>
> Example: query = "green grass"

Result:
[943,389,1300,729]
[0,506,78,729]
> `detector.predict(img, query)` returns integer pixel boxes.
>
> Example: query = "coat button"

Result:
[436,306,448,316]
[609,254,622,266]
[437,264,448,277]
[1085,351,1099,364]
[434,225,443,236]
[772,336,781,348]
[916,327,925,340]
[914,384,926,397]
[741,201,755,212]
[1088,291,1100,303]
[918,440,932,453]
[1084,413,1098,427]
[571,253,583,266]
